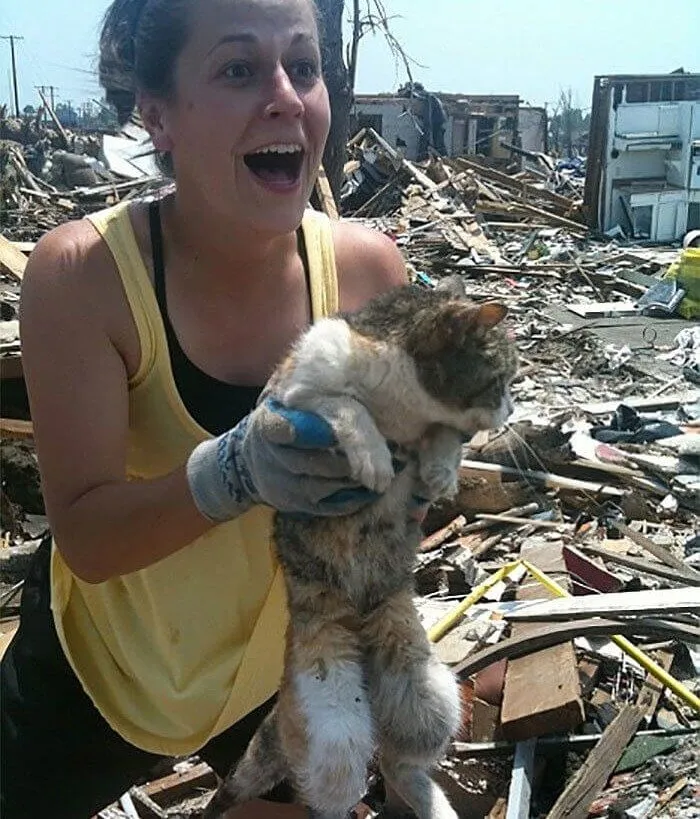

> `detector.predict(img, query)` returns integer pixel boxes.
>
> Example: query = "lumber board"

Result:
[500,542,584,740]
[545,705,645,819]
[142,762,216,807]
[455,157,581,214]
[0,418,34,439]
[581,544,700,586]
[314,166,339,219]
[636,650,674,720]
[452,617,699,679]
[504,587,700,622]
[459,459,626,497]
[0,234,28,280]
[611,522,699,577]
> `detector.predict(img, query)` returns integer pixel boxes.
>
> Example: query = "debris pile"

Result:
[1,128,699,818]
[1,107,163,242]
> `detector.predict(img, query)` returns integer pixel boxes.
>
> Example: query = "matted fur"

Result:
[202,284,518,819]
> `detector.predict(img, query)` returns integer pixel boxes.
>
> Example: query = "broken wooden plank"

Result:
[459,459,626,497]
[475,513,571,530]
[142,762,217,808]
[36,87,70,149]
[580,544,700,587]
[452,617,698,680]
[10,241,34,254]
[0,234,28,280]
[364,127,438,191]
[314,166,339,220]
[505,739,537,819]
[611,521,700,578]
[545,705,645,819]
[505,586,700,622]
[636,650,675,722]
[419,515,466,553]
[0,418,34,440]
[567,301,639,318]
[500,542,584,740]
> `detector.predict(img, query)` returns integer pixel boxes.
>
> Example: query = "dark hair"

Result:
[99,0,321,175]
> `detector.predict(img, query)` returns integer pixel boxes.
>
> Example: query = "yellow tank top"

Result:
[50,202,339,755]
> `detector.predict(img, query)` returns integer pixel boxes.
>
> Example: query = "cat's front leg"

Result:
[282,393,395,493]
[417,425,463,501]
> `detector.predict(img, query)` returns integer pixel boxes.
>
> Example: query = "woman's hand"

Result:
[187,398,381,521]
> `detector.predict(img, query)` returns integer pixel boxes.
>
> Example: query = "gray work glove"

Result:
[186,398,381,522]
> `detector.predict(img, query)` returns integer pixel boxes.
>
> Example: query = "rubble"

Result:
[1,124,699,818]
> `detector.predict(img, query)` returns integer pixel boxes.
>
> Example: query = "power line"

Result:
[1,34,24,116]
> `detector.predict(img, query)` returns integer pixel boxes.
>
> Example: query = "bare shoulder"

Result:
[331,219,408,312]
[21,213,141,380]
[22,217,111,309]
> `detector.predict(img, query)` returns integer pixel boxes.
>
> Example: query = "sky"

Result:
[1,0,698,116]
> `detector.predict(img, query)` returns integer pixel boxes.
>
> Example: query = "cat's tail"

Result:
[200,708,288,819]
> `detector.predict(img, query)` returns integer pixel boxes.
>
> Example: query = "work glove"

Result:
[186,398,382,522]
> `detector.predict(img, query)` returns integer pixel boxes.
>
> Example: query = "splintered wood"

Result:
[500,542,584,740]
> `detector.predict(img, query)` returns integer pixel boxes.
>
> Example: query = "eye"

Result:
[290,59,320,83]
[221,62,253,81]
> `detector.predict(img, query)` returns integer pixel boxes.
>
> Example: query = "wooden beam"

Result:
[0,418,34,439]
[142,762,216,808]
[36,87,70,148]
[452,618,699,680]
[581,544,700,587]
[545,705,645,819]
[611,521,700,578]
[505,587,700,622]
[459,459,626,498]
[0,234,28,280]
[500,542,584,740]
[314,166,339,219]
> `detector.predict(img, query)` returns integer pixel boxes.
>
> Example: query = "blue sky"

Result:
[1,0,698,115]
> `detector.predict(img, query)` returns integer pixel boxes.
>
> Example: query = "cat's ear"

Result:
[475,301,508,329]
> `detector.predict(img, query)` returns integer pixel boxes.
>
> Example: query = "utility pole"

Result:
[36,84,59,121]
[1,34,24,117]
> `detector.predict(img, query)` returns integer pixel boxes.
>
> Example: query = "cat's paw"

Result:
[346,440,395,493]
[418,460,459,500]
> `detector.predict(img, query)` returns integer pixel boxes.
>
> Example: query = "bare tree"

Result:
[316,0,353,203]
[316,0,416,203]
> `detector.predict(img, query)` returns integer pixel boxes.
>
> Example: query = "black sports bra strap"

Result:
[149,200,167,311]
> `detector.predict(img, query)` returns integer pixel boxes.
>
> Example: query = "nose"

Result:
[264,64,304,120]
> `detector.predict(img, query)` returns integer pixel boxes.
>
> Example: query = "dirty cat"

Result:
[203,282,519,819]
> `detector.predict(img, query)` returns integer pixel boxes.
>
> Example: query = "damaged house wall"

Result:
[584,72,700,242]
[518,106,548,154]
[352,93,522,166]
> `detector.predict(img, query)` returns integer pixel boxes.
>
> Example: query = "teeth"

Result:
[252,143,303,155]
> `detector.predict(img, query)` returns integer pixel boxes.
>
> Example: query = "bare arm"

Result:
[20,223,213,583]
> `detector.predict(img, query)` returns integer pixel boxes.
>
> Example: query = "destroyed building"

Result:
[352,91,546,166]
[584,71,700,242]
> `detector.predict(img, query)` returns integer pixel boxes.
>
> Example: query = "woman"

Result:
[0,0,407,816]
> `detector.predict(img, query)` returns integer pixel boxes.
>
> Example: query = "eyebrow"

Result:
[207,31,316,57]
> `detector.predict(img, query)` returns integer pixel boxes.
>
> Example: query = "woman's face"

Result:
[151,0,330,235]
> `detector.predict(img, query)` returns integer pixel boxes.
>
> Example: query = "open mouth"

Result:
[243,144,305,188]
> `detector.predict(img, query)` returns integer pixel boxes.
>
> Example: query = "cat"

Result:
[202,282,518,819]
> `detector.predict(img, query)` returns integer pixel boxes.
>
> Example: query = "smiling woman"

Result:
[1,0,408,817]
